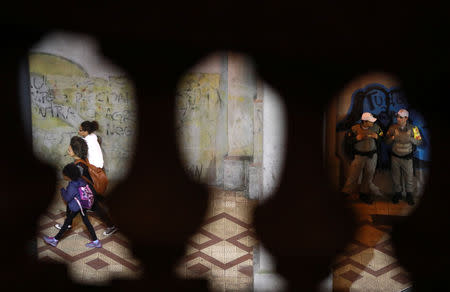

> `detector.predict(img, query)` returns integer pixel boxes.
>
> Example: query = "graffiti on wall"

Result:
[30,53,137,181]
[228,95,254,156]
[175,73,223,182]
[336,83,430,168]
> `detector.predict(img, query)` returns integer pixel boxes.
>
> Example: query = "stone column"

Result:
[253,244,287,292]
[249,79,263,199]
[262,84,287,201]
[227,52,255,156]
[224,52,256,192]
[254,83,289,290]
[214,53,229,186]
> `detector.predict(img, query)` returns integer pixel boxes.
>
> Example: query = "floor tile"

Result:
[333,199,413,291]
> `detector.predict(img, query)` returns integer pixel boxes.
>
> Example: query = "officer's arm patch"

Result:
[413,126,422,140]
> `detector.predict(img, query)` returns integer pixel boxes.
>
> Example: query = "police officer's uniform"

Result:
[342,121,383,203]
[386,122,422,204]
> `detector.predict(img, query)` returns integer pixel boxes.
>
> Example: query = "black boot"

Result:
[359,192,373,205]
[392,192,402,204]
[406,192,415,205]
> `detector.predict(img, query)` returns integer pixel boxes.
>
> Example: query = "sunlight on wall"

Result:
[29,32,137,188]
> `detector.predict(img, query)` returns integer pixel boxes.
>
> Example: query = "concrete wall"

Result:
[176,53,293,290]
[176,52,264,196]
[227,52,256,157]
[254,84,291,291]
[262,84,287,201]
[29,32,137,189]
[175,53,226,184]
[176,52,288,200]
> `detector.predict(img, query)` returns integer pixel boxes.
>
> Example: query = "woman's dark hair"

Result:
[80,120,99,134]
[62,163,81,180]
[70,136,88,159]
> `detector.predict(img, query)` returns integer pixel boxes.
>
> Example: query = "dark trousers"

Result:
[55,209,97,241]
[91,194,114,228]
[64,194,114,228]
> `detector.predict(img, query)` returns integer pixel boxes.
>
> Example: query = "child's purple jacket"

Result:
[60,178,88,212]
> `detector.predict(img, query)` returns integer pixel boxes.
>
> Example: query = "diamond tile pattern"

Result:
[191,233,213,245]
[188,263,210,275]
[391,272,411,285]
[86,258,109,270]
[238,265,253,277]
[333,200,414,292]
[340,270,363,283]
[38,188,257,290]
[177,188,258,291]
[37,195,142,285]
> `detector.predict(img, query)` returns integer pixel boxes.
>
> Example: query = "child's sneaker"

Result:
[54,223,72,230]
[43,236,58,247]
[85,240,102,248]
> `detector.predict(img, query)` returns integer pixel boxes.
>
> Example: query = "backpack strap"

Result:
[74,197,85,216]
[75,158,89,167]
[75,159,95,186]
[82,175,94,186]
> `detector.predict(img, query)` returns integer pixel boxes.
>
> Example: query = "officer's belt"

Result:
[354,150,377,158]
[391,152,414,160]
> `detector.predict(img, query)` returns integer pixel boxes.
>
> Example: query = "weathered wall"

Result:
[29,32,137,188]
[176,52,287,199]
[262,84,287,201]
[175,53,227,184]
[176,52,262,191]
[227,53,256,157]
[254,83,289,291]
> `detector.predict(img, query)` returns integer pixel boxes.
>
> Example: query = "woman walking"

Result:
[78,121,104,168]
[55,136,117,236]
[78,121,117,236]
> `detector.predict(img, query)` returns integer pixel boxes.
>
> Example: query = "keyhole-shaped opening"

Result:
[174,51,288,291]
[325,72,431,291]
[27,31,140,285]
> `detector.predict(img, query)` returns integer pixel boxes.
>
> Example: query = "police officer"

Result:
[342,112,383,204]
[386,109,422,205]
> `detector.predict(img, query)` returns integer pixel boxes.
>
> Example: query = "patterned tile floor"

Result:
[37,188,142,285]
[38,185,415,291]
[332,193,417,292]
[37,186,258,291]
[175,187,259,291]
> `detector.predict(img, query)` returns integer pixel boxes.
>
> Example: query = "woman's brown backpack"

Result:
[75,159,108,195]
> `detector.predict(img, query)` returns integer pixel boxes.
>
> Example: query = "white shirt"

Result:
[84,133,104,168]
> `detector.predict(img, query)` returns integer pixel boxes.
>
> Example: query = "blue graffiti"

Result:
[337,83,430,167]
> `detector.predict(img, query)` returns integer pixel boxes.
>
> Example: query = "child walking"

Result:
[43,163,102,248]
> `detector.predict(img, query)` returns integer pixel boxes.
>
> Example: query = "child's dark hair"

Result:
[70,136,88,159]
[80,121,99,134]
[63,163,81,180]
